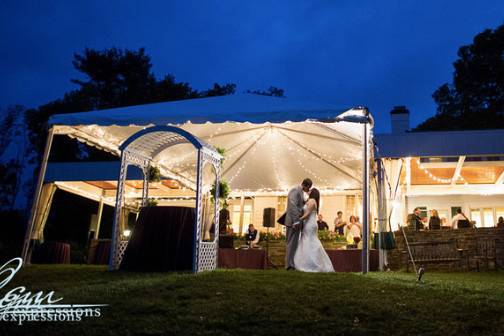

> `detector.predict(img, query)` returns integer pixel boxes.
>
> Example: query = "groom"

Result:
[285,178,312,270]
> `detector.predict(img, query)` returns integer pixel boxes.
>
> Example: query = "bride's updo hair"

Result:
[309,188,320,213]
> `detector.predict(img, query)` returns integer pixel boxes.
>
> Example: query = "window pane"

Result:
[418,206,427,219]
[483,208,494,228]
[243,213,251,225]
[232,213,241,233]
[470,209,481,227]
[451,207,462,219]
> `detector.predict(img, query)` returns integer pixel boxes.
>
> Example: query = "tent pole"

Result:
[94,195,104,239]
[193,149,203,272]
[21,127,54,265]
[362,123,370,274]
[376,158,388,271]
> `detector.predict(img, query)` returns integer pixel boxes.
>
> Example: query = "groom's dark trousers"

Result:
[285,186,304,269]
[286,226,301,269]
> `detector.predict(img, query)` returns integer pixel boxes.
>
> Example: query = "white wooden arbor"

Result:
[109,125,222,272]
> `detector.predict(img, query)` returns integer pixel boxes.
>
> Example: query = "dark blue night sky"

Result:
[1,1,503,133]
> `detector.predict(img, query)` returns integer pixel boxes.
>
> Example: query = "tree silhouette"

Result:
[416,23,504,131]
[25,47,235,158]
[245,86,285,97]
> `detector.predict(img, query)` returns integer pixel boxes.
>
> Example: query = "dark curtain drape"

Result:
[120,206,195,272]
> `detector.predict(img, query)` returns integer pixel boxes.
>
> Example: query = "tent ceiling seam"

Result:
[274,125,361,146]
[313,123,362,145]
[222,129,268,176]
[277,129,361,184]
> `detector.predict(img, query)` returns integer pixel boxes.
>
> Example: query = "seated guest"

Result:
[245,224,260,248]
[451,208,471,229]
[317,214,329,230]
[410,207,424,231]
[347,215,362,244]
[497,216,504,228]
[334,211,346,235]
[428,210,441,230]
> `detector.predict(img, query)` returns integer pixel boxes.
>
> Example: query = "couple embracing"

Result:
[284,178,334,272]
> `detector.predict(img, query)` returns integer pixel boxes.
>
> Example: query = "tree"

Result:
[0,105,24,156]
[25,47,235,157]
[246,86,285,97]
[0,160,21,210]
[201,83,236,97]
[416,23,504,131]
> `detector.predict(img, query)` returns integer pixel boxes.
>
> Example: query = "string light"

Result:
[283,141,330,186]
[227,130,264,184]
[206,125,223,143]
[67,122,361,193]
[416,159,469,185]
[270,129,289,190]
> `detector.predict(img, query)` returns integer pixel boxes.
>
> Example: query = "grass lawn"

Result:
[0,266,503,336]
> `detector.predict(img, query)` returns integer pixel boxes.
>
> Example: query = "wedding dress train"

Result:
[293,205,335,272]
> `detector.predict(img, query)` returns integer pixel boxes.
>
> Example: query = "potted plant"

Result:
[145,198,158,207]
[210,147,230,205]
[147,165,161,183]
[216,147,226,163]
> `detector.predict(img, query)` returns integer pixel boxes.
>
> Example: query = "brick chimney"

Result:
[390,106,410,133]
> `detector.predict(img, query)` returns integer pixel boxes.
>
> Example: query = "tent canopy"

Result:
[49,94,353,125]
[48,94,370,192]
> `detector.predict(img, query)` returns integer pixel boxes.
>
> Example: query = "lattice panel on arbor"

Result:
[117,240,129,265]
[197,241,218,272]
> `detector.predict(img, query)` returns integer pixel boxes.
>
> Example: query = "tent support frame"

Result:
[21,127,54,264]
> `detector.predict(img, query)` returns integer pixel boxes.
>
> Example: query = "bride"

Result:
[294,188,335,272]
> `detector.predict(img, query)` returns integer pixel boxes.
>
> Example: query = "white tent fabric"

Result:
[49,94,352,125]
[48,95,370,192]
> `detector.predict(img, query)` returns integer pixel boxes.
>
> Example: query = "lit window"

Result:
[242,205,253,232]
[470,209,482,227]
[231,202,254,234]
[483,208,494,228]
[232,205,241,233]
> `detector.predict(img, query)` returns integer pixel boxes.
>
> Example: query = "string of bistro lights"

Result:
[416,158,469,185]
[204,125,359,191]
[104,122,360,193]
[271,131,289,190]
[226,129,263,185]
[284,141,359,170]
[283,136,331,187]
[164,122,260,177]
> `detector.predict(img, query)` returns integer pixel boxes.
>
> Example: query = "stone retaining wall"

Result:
[387,227,504,271]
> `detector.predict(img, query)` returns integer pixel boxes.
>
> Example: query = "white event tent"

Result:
[24,94,376,271]
[48,94,368,192]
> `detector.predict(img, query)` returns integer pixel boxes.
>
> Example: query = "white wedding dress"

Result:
[293,205,335,272]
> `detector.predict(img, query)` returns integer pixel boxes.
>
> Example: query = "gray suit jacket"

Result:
[285,186,305,227]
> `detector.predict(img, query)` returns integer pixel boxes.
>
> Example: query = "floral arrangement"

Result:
[147,166,161,183]
[317,230,347,242]
[216,147,226,163]
[259,231,286,241]
[145,198,158,207]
